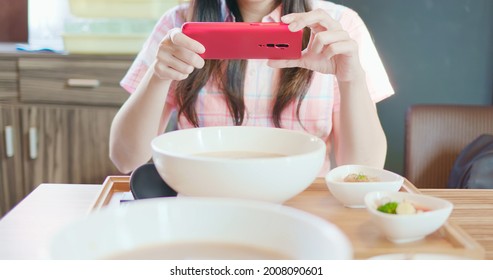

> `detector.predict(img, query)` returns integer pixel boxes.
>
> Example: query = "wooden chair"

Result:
[404,104,493,188]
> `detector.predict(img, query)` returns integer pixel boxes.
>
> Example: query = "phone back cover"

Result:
[182,22,302,59]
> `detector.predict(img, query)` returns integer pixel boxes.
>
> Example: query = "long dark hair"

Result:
[175,0,313,128]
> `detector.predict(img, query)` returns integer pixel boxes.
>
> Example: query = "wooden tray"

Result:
[94,176,485,260]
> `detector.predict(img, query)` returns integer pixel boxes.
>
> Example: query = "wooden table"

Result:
[419,189,493,260]
[283,178,486,259]
[0,179,491,259]
[0,184,103,259]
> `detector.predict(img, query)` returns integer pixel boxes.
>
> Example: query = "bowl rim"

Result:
[49,196,353,259]
[325,164,403,186]
[151,126,326,162]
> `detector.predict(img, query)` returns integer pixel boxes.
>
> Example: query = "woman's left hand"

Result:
[268,9,364,82]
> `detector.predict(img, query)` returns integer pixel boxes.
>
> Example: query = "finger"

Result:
[310,30,351,54]
[168,28,181,44]
[322,40,358,59]
[157,51,195,75]
[154,62,189,81]
[169,47,205,69]
[160,35,205,69]
[282,9,341,32]
[267,59,300,69]
[168,27,206,54]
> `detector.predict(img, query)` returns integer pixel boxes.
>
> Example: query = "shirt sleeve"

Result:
[333,8,394,111]
[120,5,186,94]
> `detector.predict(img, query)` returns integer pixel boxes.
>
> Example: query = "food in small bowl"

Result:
[364,191,453,243]
[49,197,353,260]
[324,165,403,208]
[151,126,326,203]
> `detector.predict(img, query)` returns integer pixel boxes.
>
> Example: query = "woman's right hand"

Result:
[154,27,206,81]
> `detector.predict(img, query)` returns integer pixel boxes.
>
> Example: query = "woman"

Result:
[110,0,394,175]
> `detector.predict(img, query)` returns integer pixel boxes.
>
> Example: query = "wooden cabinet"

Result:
[20,105,121,191]
[0,105,23,215]
[18,57,129,106]
[0,51,132,216]
[0,59,18,100]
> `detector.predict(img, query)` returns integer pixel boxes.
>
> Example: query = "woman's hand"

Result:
[268,9,364,82]
[154,28,206,81]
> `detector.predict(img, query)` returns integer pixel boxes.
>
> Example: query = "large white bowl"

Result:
[364,191,453,243]
[151,126,326,203]
[49,197,353,259]
[325,165,403,208]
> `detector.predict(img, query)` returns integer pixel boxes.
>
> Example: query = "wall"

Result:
[330,0,493,174]
[0,0,28,42]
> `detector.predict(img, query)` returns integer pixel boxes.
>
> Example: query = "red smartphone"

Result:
[181,22,303,60]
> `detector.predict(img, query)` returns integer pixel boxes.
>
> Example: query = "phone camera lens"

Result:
[275,44,289,49]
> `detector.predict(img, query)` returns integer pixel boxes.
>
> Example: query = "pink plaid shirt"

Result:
[121,0,394,174]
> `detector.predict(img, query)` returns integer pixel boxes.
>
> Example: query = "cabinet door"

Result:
[21,105,71,190]
[67,106,122,183]
[21,105,122,190]
[0,105,24,217]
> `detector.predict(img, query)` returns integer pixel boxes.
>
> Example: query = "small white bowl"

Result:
[364,191,453,243]
[49,197,353,260]
[325,165,403,208]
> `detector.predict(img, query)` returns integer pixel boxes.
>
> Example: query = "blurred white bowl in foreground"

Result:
[368,253,469,260]
[49,197,353,260]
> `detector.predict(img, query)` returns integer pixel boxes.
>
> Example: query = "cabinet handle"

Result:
[5,126,14,158]
[29,127,38,160]
[66,78,100,88]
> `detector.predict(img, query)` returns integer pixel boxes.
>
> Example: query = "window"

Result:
[28,0,69,49]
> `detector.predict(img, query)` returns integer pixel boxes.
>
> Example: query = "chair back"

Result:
[405,104,493,188]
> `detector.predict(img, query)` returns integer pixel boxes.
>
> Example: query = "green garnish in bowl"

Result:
[377,202,398,214]
[356,174,368,181]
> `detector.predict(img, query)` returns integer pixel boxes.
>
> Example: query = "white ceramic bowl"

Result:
[151,126,326,203]
[49,197,353,260]
[364,191,453,243]
[325,165,403,208]
[368,253,469,260]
